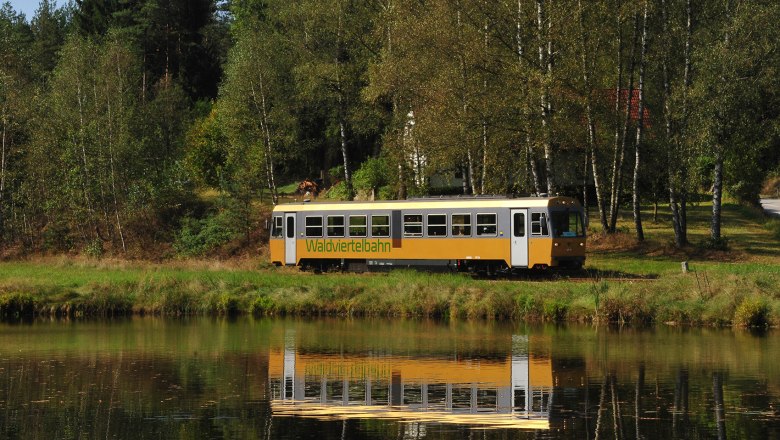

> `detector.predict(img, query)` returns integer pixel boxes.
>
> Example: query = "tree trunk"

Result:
[609,8,640,233]
[537,0,555,195]
[467,148,475,195]
[76,81,96,236]
[608,0,624,232]
[336,2,353,201]
[457,5,474,196]
[679,0,693,245]
[632,0,648,242]
[517,0,542,197]
[583,149,589,227]
[479,121,487,194]
[578,0,609,231]
[480,16,489,195]
[106,72,126,253]
[527,139,542,196]
[249,77,279,205]
[711,1,729,244]
[257,73,279,205]
[664,31,685,248]
[711,148,723,242]
[0,110,6,238]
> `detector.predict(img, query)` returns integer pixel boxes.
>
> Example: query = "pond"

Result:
[0,317,777,439]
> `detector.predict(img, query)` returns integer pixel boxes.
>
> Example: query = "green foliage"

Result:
[42,222,73,252]
[250,293,275,316]
[84,239,104,259]
[185,107,228,188]
[174,208,242,257]
[0,292,35,318]
[352,157,389,197]
[3,0,780,256]
[542,298,568,322]
[734,297,769,328]
[324,181,350,201]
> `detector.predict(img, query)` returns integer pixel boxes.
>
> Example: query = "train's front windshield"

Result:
[550,210,585,238]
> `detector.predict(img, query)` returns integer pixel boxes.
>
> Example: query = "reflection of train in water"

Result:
[269,196,586,274]
[269,333,553,429]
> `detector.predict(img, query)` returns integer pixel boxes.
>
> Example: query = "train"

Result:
[269,196,585,274]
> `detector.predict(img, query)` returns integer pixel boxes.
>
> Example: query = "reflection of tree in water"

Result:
[713,371,726,440]
[0,352,274,439]
[672,367,690,436]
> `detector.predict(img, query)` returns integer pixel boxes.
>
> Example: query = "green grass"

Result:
[1,201,778,326]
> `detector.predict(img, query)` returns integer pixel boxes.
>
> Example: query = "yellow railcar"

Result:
[269,196,585,273]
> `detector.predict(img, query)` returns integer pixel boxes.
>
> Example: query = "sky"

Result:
[6,0,63,20]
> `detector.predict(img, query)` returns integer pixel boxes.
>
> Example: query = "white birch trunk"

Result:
[336,2,353,201]
[0,109,6,235]
[537,0,554,194]
[632,1,648,242]
[711,0,729,243]
[480,14,489,195]
[578,0,609,231]
[608,0,624,231]
[609,9,640,233]
[257,73,279,205]
[107,66,126,252]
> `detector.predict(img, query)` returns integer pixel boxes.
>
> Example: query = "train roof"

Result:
[271,196,580,212]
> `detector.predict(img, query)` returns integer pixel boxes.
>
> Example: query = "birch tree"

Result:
[631,0,648,241]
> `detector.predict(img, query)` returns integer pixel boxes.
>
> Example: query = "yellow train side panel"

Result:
[528,238,553,267]
[296,237,510,264]
[269,239,285,265]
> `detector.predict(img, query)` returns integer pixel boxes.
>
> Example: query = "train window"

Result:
[513,213,525,237]
[403,214,423,237]
[327,215,345,237]
[371,215,390,237]
[531,212,549,236]
[476,213,497,236]
[272,216,283,238]
[349,215,367,237]
[305,216,323,237]
[550,210,585,237]
[286,216,294,239]
[427,214,447,236]
[451,214,472,236]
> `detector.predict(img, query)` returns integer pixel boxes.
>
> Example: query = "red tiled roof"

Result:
[605,89,651,128]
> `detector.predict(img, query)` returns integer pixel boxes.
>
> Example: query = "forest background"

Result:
[1,0,779,260]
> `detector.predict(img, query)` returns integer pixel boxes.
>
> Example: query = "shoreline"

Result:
[1,260,777,328]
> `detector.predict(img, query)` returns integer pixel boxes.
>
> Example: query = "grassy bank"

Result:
[1,201,779,327]
[0,258,778,327]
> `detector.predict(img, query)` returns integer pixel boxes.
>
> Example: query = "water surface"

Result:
[0,318,778,439]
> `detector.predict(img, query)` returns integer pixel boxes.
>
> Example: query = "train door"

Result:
[284,213,296,265]
[510,209,528,267]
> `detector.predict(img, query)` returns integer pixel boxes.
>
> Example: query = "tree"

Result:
[690,1,780,244]
[217,7,296,205]
[0,3,34,241]
[631,0,648,241]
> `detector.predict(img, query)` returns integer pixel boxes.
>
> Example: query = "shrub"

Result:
[543,298,568,321]
[174,208,242,257]
[216,293,240,315]
[734,297,769,328]
[84,239,104,258]
[0,292,35,318]
[250,293,275,316]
